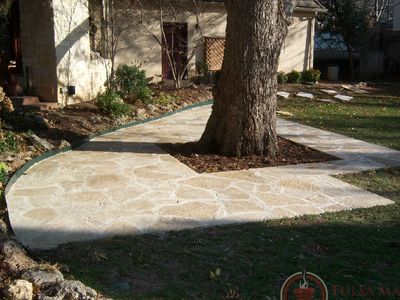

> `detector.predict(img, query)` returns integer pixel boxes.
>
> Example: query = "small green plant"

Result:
[302,69,321,83]
[286,70,302,84]
[0,130,17,154]
[0,162,8,185]
[195,62,209,84]
[151,93,179,106]
[277,72,288,84]
[113,64,153,102]
[97,91,131,119]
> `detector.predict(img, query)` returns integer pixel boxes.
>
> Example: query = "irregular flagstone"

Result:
[23,208,57,223]
[223,200,265,214]
[341,84,368,94]
[218,187,251,200]
[278,178,321,192]
[277,91,290,99]
[334,94,354,102]
[158,202,221,219]
[5,105,399,249]
[179,176,232,190]
[320,89,338,95]
[256,193,309,206]
[296,92,314,99]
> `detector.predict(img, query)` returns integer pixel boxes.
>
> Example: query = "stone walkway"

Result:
[6,105,400,249]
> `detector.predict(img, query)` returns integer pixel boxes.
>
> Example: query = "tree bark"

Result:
[199,0,294,158]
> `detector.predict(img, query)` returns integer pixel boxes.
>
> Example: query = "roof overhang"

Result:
[294,0,328,13]
[295,7,328,13]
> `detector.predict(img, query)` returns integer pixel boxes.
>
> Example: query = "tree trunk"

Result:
[199,0,292,158]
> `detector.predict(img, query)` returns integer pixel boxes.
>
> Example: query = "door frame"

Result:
[161,22,188,80]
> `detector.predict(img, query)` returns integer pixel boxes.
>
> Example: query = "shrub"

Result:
[113,64,153,102]
[0,130,17,154]
[151,92,179,106]
[97,91,131,119]
[302,69,321,83]
[195,62,209,84]
[277,72,288,84]
[287,70,302,83]
[0,162,8,185]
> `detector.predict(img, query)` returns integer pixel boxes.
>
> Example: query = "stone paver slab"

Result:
[296,92,314,99]
[277,91,290,99]
[334,94,354,102]
[320,89,338,95]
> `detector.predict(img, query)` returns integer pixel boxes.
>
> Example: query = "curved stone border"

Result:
[4,100,214,197]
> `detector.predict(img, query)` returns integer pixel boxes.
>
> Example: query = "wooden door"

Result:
[162,23,188,80]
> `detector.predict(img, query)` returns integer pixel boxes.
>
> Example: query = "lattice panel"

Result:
[205,37,225,71]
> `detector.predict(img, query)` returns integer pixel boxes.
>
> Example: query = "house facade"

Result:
[15,0,325,105]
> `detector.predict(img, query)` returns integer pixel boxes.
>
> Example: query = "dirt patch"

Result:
[160,137,338,173]
[29,86,212,147]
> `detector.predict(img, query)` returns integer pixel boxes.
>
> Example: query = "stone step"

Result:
[10,96,40,107]
[9,96,59,111]
[24,102,59,111]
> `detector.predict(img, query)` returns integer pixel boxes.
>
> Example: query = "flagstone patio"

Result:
[5,104,400,249]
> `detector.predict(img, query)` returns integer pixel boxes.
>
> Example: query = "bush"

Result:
[195,62,209,84]
[286,70,302,83]
[97,91,131,119]
[0,162,8,185]
[302,69,321,83]
[113,64,153,102]
[0,130,17,154]
[277,72,288,84]
[151,92,179,106]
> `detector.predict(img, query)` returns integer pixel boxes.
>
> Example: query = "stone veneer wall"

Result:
[18,0,58,102]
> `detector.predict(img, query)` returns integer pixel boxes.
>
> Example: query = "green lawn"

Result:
[36,96,400,299]
[278,96,400,150]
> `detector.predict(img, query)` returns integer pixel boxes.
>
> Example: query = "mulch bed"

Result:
[160,137,338,173]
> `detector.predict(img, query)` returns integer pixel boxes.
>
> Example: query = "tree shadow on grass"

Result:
[32,210,400,299]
